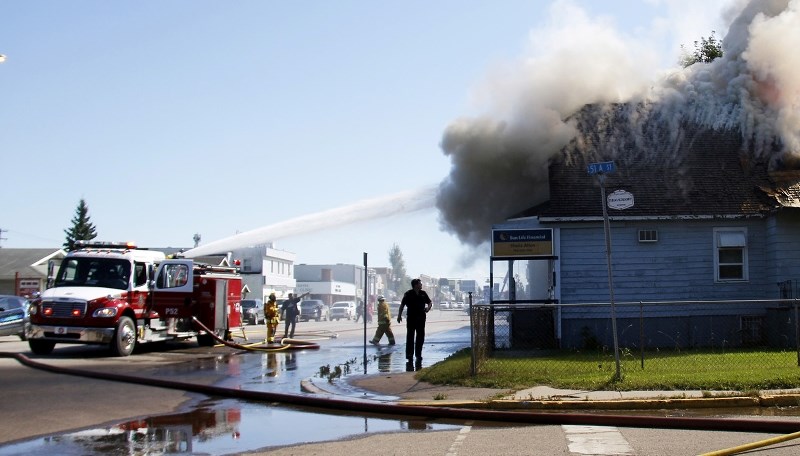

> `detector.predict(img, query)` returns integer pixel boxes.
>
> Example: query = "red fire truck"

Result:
[26,241,243,356]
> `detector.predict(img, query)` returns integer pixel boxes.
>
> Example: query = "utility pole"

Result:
[0,228,7,248]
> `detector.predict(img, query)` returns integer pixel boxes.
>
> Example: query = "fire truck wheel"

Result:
[28,339,56,355]
[110,316,136,357]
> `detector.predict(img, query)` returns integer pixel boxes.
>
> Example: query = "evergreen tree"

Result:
[63,198,98,249]
[388,243,408,293]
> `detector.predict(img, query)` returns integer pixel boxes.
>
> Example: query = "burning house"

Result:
[436,1,800,349]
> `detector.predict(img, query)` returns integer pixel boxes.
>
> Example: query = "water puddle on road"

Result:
[0,397,461,456]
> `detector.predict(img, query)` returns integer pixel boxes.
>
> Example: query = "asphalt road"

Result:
[2,310,800,455]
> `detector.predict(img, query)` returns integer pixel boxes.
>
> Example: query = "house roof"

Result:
[0,248,66,280]
[518,107,800,220]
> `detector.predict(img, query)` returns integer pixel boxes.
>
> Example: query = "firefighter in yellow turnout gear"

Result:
[264,293,280,343]
[369,296,396,345]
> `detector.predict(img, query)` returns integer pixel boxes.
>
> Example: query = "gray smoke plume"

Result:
[436,0,800,247]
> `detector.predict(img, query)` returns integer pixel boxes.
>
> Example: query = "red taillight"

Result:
[43,308,53,316]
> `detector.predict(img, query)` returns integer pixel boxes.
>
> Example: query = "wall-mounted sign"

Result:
[492,228,553,257]
[607,190,634,210]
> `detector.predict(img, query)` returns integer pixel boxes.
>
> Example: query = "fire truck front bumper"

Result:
[27,324,115,344]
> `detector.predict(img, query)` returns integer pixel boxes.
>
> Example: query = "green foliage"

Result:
[679,31,723,67]
[318,357,358,383]
[63,198,97,250]
[388,243,408,293]
[420,348,800,392]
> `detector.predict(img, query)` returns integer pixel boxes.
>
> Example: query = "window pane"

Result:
[719,248,743,264]
[719,265,744,279]
[719,232,746,247]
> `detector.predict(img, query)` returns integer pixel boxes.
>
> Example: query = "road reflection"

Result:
[0,397,462,456]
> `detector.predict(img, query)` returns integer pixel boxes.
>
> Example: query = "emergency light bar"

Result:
[73,240,138,250]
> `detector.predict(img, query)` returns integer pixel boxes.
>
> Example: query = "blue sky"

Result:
[0,0,732,282]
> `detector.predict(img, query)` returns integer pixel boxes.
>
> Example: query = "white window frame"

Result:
[638,229,658,243]
[713,227,748,282]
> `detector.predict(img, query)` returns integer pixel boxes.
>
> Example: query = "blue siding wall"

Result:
[766,212,800,288]
[558,219,773,304]
[494,213,800,349]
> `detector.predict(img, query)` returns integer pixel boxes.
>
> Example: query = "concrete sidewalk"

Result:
[304,371,800,411]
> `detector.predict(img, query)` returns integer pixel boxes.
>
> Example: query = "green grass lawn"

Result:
[418,348,800,392]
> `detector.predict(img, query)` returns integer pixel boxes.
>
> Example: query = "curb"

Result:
[301,377,800,411]
[356,394,800,410]
[404,394,800,410]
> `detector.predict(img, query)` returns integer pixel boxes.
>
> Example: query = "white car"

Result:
[439,301,450,310]
[330,301,356,320]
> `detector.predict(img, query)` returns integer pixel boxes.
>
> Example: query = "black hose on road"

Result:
[2,351,800,435]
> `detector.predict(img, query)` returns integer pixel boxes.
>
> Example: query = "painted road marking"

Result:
[445,421,473,456]
[563,425,634,455]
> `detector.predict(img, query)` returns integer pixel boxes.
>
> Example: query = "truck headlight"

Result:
[93,307,119,318]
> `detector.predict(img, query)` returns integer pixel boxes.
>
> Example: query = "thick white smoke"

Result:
[436,0,800,247]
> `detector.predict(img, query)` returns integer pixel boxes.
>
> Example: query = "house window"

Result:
[714,228,747,281]
[638,229,658,242]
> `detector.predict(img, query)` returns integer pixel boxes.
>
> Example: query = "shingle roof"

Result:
[521,105,800,219]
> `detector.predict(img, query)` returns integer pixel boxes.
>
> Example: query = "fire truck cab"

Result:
[26,241,242,356]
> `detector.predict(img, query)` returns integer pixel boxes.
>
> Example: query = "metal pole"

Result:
[469,291,476,376]
[363,252,368,374]
[639,301,644,370]
[600,176,622,380]
[794,299,799,367]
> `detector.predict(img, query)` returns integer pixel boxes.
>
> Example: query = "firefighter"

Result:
[369,296,395,345]
[264,293,280,343]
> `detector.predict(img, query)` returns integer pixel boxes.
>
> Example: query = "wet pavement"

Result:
[4,310,800,455]
[0,312,474,455]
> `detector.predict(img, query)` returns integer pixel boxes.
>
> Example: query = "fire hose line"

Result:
[697,430,800,456]
[191,317,320,352]
[2,351,800,438]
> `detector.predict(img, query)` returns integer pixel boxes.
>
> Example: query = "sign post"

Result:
[588,161,622,381]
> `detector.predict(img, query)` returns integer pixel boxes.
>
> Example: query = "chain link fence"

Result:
[469,299,800,388]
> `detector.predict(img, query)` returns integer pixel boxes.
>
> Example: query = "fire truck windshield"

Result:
[54,258,132,290]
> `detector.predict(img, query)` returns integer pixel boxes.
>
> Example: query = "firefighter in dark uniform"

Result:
[397,278,432,370]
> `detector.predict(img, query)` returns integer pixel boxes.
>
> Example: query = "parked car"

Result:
[454,301,465,310]
[240,299,265,325]
[330,301,356,320]
[0,295,30,340]
[299,299,330,322]
[439,301,451,310]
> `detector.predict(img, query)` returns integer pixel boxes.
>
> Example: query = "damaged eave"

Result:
[537,214,767,223]
[759,186,800,208]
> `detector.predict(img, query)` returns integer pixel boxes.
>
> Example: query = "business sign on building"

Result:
[492,228,553,257]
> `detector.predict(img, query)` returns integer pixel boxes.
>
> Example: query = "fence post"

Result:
[795,299,799,367]
[469,292,476,376]
[640,301,644,370]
